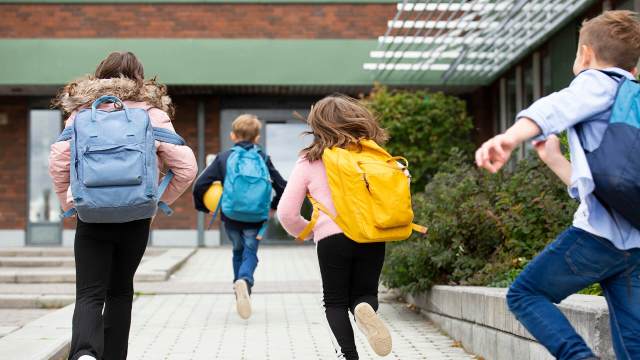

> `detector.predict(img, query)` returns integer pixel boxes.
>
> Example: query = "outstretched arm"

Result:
[476,70,617,173]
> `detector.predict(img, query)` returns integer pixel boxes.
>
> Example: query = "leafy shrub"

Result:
[382,150,578,293]
[365,85,474,192]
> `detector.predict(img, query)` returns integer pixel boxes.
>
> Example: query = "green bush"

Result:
[382,150,578,293]
[365,85,474,192]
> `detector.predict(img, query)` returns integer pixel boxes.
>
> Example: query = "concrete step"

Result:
[0,304,73,360]
[0,295,75,309]
[0,247,165,258]
[0,257,75,268]
[0,248,195,283]
[0,255,156,268]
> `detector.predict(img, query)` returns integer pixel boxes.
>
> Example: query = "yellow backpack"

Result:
[296,140,427,243]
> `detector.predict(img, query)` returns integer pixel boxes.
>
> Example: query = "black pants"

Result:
[317,233,386,360]
[69,218,150,360]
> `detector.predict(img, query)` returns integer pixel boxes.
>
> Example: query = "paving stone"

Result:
[127,294,475,360]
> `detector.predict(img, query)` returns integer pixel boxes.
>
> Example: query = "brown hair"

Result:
[95,51,145,86]
[580,10,640,71]
[232,114,262,141]
[301,94,388,161]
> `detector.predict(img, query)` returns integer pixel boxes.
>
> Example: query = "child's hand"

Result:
[475,134,517,173]
[532,135,563,165]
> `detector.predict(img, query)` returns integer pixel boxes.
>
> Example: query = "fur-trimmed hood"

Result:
[53,76,174,117]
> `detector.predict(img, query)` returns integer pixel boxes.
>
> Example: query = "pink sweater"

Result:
[277,157,343,242]
[49,101,198,211]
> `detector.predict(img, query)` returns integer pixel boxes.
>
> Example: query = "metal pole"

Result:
[197,99,206,247]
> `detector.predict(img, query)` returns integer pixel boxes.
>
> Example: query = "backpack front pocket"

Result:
[82,144,144,187]
[359,160,414,229]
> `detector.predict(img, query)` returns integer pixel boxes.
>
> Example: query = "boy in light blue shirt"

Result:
[476,11,640,360]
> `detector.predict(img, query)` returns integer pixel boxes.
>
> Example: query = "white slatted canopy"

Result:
[364,0,598,85]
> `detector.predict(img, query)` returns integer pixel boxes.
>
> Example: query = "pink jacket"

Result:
[277,157,343,243]
[48,101,198,211]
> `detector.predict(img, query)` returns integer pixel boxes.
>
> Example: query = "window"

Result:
[28,109,62,245]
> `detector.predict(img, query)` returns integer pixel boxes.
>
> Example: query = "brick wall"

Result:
[0,4,395,39]
[0,99,28,229]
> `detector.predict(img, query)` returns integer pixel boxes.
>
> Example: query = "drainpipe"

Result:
[197,99,206,247]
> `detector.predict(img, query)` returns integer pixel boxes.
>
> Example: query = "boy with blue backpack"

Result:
[193,114,286,319]
[476,11,640,359]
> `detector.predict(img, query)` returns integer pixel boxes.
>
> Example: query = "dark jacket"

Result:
[192,141,287,229]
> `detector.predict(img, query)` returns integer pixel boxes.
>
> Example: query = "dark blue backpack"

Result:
[584,71,640,229]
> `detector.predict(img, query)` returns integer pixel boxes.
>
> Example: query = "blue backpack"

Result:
[220,145,272,223]
[55,95,186,223]
[584,71,640,229]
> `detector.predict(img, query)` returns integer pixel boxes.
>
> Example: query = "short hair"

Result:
[232,114,262,141]
[580,10,640,71]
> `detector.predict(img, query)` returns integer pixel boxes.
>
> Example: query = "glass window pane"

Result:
[29,110,62,223]
[523,62,535,108]
[265,123,312,179]
[506,71,517,127]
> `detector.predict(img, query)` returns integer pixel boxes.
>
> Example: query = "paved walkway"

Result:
[126,246,475,360]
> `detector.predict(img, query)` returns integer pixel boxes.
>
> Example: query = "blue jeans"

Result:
[507,227,640,360]
[224,224,260,288]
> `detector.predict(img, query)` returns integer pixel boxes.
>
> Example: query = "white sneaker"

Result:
[354,302,392,356]
[78,356,97,360]
[234,279,252,319]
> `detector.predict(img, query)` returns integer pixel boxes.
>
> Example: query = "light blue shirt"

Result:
[517,67,640,250]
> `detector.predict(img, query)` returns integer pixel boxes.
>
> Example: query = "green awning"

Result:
[0,39,443,87]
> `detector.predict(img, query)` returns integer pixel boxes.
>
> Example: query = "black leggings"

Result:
[69,218,150,360]
[317,233,386,360]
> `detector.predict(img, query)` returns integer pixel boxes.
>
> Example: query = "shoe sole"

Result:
[234,280,252,319]
[354,303,392,356]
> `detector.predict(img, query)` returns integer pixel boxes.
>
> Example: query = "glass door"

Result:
[27,109,62,245]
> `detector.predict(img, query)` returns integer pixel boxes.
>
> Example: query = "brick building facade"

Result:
[0,0,398,246]
[1,0,638,246]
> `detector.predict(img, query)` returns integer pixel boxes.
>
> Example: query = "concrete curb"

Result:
[405,286,614,360]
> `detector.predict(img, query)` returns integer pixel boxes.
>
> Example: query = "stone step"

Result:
[0,255,156,268]
[0,257,75,268]
[0,294,75,309]
[0,304,73,360]
[0,248,195,283]
[0,247,165,258]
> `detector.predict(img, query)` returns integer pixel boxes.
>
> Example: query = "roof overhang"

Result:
[364,0,598,86]
[0,39,447,90]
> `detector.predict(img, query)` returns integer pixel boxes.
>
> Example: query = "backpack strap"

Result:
[151,128,186,216]
[56,126,73,142]
[153,127,186,145]
[295,195,428,241]
[156,170,175,216]
[596,69,626,81]
[296,195,335,241]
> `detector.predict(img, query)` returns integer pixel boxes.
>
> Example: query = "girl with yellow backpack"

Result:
[277,95,426,359]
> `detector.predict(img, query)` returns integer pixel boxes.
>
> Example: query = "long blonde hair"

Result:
[301,94,388,161]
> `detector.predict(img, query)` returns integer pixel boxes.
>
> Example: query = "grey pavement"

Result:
[127,246,475,360]
[0,245,476,359]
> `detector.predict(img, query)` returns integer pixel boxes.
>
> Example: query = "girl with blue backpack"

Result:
[49,51,197,360]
